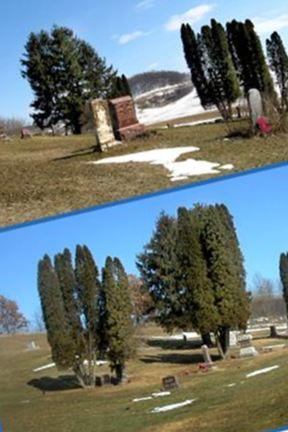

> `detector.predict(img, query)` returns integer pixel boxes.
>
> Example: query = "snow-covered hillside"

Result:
[136,89,210,126]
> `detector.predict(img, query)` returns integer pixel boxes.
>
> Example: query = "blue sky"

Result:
[1,0,288,119]
[1,165,288,322]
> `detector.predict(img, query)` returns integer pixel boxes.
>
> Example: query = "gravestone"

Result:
[90,99,120,152]
[229,331,238,347]
[237,334,253,348]
[201,345,213,365]
[109,96,146,141]
[26,341,39,351]
[248,88,263,127]
[239,346,259,358]
[162,375,180,391]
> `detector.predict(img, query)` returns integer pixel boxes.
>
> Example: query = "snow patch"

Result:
[246,365,279,378]
[137,90,211,125]
[33,363,55,373]
[151,399,195,413]
[91,147,234,182]
[133,396,153,402]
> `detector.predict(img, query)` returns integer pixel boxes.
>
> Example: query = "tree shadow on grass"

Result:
[53,145,97,161]
[28,375,81,392]
[147,338,203,351]
[141,352,221,365]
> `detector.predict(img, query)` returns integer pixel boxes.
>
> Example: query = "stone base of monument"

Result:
[118,123,146,141]
[96,139,122,153]
[239,346,259,358]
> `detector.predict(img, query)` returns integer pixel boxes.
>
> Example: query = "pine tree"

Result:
[226,19,277,105]
[267,32,288,111]
[102,257,134,382]
[176,207,219,335]
[37,255,74,369]
[181,21,240,120]
[200,205,249,356]
[21,26,117,134]
[201,20,240,119]
[75,245,101,386]
[54,249,85,360]
[137,212,182,332]
[279,253,288,317]
[180,24,213,109]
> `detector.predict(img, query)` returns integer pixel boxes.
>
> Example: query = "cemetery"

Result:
[0,18,288,227]
[1,325,288,432]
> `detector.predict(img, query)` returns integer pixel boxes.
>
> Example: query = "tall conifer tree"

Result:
[137,212,182,331]
[102,257,134,382]
[279,253,288,317]
[267,32,288,111]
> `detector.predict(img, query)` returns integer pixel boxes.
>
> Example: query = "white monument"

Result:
[248,88,263,126]
[90,99,120,152]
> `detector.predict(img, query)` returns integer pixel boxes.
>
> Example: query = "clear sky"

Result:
[1,164,288,322]
[0,0,288,120]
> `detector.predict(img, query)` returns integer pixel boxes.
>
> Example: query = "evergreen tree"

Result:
[200,205,249,356]
[75,245,101,386]
[176,208,219,336]
[102,257,134,382]
[227,20,277,104]
[279,252,288,317]
[200,20,240,119]
[181,20,240,120]
[267,32,288,111]
[137,212,182,331]
[180,23,214,109]
[37,255,74,369]
[54,249,85,359]
[21,26,117,134]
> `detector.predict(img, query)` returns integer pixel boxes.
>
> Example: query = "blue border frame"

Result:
[2,160,288,234]
[266,427,288,431]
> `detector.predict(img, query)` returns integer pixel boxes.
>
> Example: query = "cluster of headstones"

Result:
[90,96,146,152]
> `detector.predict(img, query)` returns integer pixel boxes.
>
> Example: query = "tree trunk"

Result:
[215,327,230,359]
[72,122,82,135]
[201,332,213,348]
[115,364,124,384]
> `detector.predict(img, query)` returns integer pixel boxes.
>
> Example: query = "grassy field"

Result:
[1,328,288,432]
[1,120,288,227]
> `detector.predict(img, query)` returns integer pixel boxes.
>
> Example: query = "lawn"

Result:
[1,120,288,227]
[1,328,288,432]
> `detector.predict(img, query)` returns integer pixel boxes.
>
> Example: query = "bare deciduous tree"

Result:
[0,295,28,334]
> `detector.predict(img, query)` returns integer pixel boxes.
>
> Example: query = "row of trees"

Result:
[137,204,250,357]
[21,26,131,135]
[37,246,134,388]
[181,19,288,119]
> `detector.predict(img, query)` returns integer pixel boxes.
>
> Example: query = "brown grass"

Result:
[1,120,288,227]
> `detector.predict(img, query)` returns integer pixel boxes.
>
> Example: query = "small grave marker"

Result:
[162,375,180,391]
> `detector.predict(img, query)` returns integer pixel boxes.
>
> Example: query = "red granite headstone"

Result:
[109,96,146,141]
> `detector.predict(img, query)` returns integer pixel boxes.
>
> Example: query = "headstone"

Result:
[262,344,285,353]
[239,346,259,358]
[109,96,146,141]
[248,88,263,127]
[96,374,112,386]
[90,99,120,152]
[26,341,39,351]
[162,375,180,391]
[201,345,213,365]
[21,128,32,139]
[237,334,253,348]
[229,331,238,347]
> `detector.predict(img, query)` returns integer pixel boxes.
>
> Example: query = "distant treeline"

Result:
[129,70,191,96]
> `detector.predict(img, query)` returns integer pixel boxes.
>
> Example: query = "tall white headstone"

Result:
[90,99,119,152]
[248,88,263,126]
